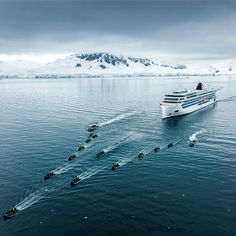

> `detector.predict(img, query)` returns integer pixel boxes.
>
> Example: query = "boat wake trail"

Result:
[14,135,134,212]
[53,163,74,175]
[50,154,79,175]
[79,166,105,181]
[99,112,138,127]
[15,166,106,212]
[113,146,159,171]
[51,142,94,175]
[189,128,208,141]
[113,156,134,170]
[112,134,183,171]
[103,134,133,154]
[15,191,43,211]
[116,159,129,167]
[217,95,236,103]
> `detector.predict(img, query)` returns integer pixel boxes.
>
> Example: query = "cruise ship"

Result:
[160,83,216,119]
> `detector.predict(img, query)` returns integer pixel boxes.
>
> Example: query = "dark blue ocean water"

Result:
[0,76,235,236]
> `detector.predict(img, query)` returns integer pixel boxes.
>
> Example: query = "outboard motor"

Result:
[196,82,203,90]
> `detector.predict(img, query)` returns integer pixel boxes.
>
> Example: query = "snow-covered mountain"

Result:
[0,52,236,78]
[36,52,188,77]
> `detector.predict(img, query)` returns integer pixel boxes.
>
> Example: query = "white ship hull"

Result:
[160,98,216,119]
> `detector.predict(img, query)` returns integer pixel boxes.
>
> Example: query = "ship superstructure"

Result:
[160,83,216,119]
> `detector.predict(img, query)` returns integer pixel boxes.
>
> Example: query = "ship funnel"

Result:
[196,82,203,90]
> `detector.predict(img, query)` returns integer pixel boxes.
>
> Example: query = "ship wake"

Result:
[189,128,208,141]
[99,111,139,127]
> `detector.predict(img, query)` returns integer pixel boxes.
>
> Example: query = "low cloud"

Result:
[0,0,235,62]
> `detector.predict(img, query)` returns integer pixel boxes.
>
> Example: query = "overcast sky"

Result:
[0,0,235,62]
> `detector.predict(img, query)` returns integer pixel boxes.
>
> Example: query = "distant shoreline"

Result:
[1,73,234,80]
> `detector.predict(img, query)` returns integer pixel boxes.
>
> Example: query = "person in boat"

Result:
[68,154,77,161]
[88,127,96,132]
[70,176,80,187]
[154,146,161,152]
[88,123,99,131]
[91,133,98,139]
[167,142,174,148]
[89,122,99,128]
[189,138,197,147]
[85,138,92,143]
[96,150,105,158]
[78,145,85,151]
[44,171,55,180]
[189,141,195,147]
[3,207,19,220]
[88,132,95,137]
[138,150,145,158]
[112,163,120,170]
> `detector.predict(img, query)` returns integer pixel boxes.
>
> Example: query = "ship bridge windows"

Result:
[164,97,179,100]
[186,92,197,98]
[163,97,184,103]
[165,94,185,97]
[162,101,178,103]
[173,90,187,94]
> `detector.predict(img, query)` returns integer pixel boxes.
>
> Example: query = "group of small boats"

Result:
[3,120,198,220]
[43,122,100,184]
[68,122,99,161]
[111,141,175,171]
[3,122,100,219]
[70,123,101,187]
[111,137,197,171]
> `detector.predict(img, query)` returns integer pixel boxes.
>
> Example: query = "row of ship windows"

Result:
[163,99,184,102]
[165,92,209,99]
[163,98,215,105]
[183,95,215,105]
[165,95,185,97]
[165,92,214,98]
[182,96,215,108]
[163,93,215,104]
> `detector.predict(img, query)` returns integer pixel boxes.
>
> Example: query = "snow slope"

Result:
[0,53,236,78]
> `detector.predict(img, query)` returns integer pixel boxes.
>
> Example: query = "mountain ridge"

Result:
[0,52,235,78]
